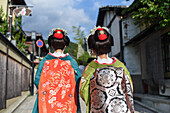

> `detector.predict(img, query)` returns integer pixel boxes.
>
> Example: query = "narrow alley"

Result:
[1,93,162,113]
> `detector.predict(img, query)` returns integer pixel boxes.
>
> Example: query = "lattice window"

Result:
[161,33,170,73]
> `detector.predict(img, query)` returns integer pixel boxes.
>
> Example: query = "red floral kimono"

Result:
[38,59,77,113]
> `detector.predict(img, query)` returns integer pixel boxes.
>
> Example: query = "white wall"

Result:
[0,0,8,15]
[103,11,121,57]
[122,16,140,44]
[110,16,121,56]
[124,44,141,75]
[121,15,141,75]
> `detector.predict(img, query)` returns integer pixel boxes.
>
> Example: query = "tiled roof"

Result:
[96,5,127,26]
[11,0,26,5]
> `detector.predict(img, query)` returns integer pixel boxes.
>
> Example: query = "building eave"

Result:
[125,24,159,45]
[11,0,26,5]
[0,32,31,64]
[121,0,140,16]
[96,5,127,26]
[24,31,49,53]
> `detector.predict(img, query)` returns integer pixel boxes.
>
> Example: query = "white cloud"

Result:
[80,26,85,31]
[23,0,94,41]
[121,0,134,7]
[93,2,101,10]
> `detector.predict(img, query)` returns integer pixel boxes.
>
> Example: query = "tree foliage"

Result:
[0,6,9,35]
[72,25,86,45]
[77,51,91,66]
[64,42,78,58]
[0,6,28,54]
[13,16,28,54]
[132,0,170,29]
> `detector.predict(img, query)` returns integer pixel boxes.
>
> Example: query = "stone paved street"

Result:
[12,94,159,113]
[13,95,36,113]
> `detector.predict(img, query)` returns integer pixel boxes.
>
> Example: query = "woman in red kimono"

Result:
[32,28,81,113]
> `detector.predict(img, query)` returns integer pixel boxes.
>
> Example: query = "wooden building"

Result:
[24,31,49,63]
[0,32,31,110]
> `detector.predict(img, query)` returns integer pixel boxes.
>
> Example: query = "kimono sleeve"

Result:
[34,58,46,89]
[69,59,81,82]
[122,72,134,112]
[80,65,95,113]
[114,58,133,92]
[123,66,133,92]
[69,58,81,113]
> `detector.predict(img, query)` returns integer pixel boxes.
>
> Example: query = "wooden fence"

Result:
[0,33,31,109]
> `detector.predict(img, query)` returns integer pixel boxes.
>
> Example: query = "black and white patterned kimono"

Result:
[90,66,134,113]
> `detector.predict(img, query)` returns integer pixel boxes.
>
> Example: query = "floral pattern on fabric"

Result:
[38,59,77,113]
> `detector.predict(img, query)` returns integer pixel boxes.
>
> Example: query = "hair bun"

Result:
[47,28,67,39]
[97,28,107,40]
[99,33,107,40]
[97,28,104,31]
[93,28,108,41]
[53,30,63,39]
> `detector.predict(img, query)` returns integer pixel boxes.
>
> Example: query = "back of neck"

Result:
[51,49,66,57]
[97,54,113,64]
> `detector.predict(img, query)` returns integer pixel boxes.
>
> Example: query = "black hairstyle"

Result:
[48,29,70,51]
[88,28,114,56]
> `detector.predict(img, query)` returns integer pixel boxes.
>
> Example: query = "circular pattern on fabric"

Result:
[107,98,128,113]
[91,110,104,113]
[96,68,116,88]
[126,84,131,94]
[43,91,47,95]
[68,94,73,98]
[108,89,116,97]
[129,96,134,106]
[115,67,123,75]
[91,89,107,110]
[90,80,95,89]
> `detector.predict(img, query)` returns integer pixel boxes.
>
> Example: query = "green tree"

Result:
[132,0,170,29]
[13,16,28,54]
[0,6,28,54]
[0,6,9,35]
[72,25,86,45]
[64,42,78,58]
[77,51,91,66]
[72,25,87,59]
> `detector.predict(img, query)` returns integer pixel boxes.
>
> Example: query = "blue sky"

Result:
[23,0,134,41]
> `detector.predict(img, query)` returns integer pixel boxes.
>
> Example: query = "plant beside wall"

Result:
[0,6,28,54]
[131,0,170,29]
[0,6,8,35]
[12,16,28,54]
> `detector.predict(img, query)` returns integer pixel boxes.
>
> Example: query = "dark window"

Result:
[161,33,170,73]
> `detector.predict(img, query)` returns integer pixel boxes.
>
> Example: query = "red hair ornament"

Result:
[54,30,63,39]
[97,28,107,40]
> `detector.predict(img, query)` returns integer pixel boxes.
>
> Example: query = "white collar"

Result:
[51,51,66,57]
[97,54,113,64]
